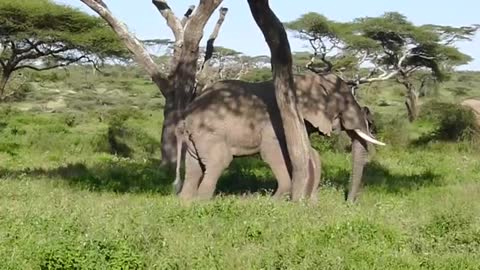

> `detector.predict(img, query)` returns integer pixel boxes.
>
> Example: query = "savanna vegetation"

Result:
[1,0,480,269]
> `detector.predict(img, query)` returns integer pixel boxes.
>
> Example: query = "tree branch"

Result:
[181,5,196,27]
[14,47,71,64]
[80,0,168,93]
[13,56,87,72]
[152,0,184,43]
[305,37,333,73]
[200,7,228,70]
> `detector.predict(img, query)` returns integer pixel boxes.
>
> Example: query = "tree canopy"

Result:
[0,0,128,96]
[286,11,478,121]
[286,11,476,80]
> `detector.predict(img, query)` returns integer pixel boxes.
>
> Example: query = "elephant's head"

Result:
[295,72,384,202]
[295,72,384,146]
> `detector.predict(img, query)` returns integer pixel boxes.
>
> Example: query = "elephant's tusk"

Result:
[354,129,386,146]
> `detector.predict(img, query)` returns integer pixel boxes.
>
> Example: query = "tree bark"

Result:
[247,0,311,201]
[159,0,224,165]
[0,69,12,100]
[80,0,169,93]
[404,82,419,122]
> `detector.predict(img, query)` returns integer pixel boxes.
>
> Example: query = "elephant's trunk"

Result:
[346,132,368,203]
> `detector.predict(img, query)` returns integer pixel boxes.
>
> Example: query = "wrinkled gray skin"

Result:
[174,72,378,202]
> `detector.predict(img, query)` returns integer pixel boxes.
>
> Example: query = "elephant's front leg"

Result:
[260,138,292,199]
[178,153,203,201]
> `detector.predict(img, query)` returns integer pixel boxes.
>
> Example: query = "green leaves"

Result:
[285,12,338,38]
[0,0,129,94]
[287,10,477,86]
[0,0,129,67]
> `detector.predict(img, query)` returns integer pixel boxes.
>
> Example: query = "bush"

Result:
[420,101,453,123]
[437,106,479,141]
[310,132,351,153]
[374,114,411,147]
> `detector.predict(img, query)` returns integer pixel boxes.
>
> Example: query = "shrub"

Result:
[97,107,157,158]
[310,132,351,153]
[435,105,479,141]
[374,114,411,147]
[420,101,453,123]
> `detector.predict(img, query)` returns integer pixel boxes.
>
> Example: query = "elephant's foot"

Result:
[272,183,291,200]
[272,191,290,201]
[172,179,183,195]
[178,190,196,201]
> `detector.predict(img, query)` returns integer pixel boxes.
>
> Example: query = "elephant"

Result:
[173,72,385,202]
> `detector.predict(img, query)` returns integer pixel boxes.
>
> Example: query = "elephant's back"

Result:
[183,80,271,155]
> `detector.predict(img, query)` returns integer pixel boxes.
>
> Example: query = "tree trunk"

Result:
[160,52,198,165]
[404,83,419,122]
[346,132,368,203]
[81,0,225,167]
[160,92,178,166]
[160,32,205,165]
[0,69,12,100]
[247,0,311,201]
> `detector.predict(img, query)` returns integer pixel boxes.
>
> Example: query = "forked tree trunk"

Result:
[404,82,419,122]
[160,46,200,165]
[81,0,225,166]
[247,0,311,201]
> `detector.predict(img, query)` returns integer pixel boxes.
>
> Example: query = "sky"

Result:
[55,0,480,70]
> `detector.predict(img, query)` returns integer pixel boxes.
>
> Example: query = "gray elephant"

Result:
[173,72,385,202]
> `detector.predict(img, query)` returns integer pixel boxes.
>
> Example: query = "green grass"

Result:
[1,68,480,269]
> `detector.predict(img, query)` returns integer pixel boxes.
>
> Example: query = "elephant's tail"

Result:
[173,120,186,194]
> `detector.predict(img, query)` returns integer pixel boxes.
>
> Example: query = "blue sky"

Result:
[56,0,480,70]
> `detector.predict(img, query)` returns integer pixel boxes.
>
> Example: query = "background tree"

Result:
[0,0,127,99]
[81,0,228,165]
[351,12,476,121]
[287,11,478,121]
[196,47,272,91]
[247,0,311,201]
[285,12,357,73]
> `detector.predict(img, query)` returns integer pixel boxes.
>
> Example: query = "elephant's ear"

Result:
[304,110,333,136]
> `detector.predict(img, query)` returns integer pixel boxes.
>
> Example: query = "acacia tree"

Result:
[287,12,477,121]
[285,12,357,74]
[352,12,476,121]
[247,0,311,201]
[81,0,229,165]
[0,0,127,98]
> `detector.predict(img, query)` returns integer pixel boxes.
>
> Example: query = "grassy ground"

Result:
[0,68,480,269]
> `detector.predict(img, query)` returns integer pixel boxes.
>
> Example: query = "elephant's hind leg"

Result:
[196,142,233,200]
[178,152,203,201]
[260,139,291,199]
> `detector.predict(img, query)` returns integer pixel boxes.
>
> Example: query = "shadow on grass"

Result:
[216,156,277,196]
[0,156,277,196]
[0,159,175,195]
[322,160,441,195]
[364,161,441,194]
[0,157,441,197]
